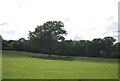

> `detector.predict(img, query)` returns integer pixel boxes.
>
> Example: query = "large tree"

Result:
[72,40,92,56]
[91,38,105,57]
[13,38,30,52]
[28,21,67,57]
[59,40,73,57]
[73,40,87,56]
[103,36,116,57]
[91,37,116,57]
[112,42,120,58]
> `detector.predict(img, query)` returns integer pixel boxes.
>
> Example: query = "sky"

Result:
[0,0,119,41]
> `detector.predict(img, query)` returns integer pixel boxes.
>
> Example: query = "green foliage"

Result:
[102,37,116,57]
[59,40,74,57]
[73,40,86,56]
[29,21,67,41]
[91,37,116,58]
[2,40,16,50]
[91,38,105,57]
[28,21,67,57]
[13,38,31,51]
[2,40,8,49]
[112,42,120,58]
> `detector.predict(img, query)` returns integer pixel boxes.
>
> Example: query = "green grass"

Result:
[2,50,118,79]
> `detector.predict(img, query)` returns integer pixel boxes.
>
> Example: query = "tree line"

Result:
[1,21,120,58]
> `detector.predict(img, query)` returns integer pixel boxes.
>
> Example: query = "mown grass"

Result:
[2,50,118,79]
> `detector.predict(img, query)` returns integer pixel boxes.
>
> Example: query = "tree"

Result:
[59,40,73,57]
[72,40,92,56]
[2,40,7,50]
[28,21,67,57]
[111,42,120,58]
[91,38,105,57]
[0,35,2,50]
[3,40,15,50]
[90,37,116,57]
[84,40,92,56]
[73,40,86,56]
[72,40,81,56]
[102,37,116,57]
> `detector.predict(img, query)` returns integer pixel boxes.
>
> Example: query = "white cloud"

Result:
[73,35,83,40]
[18,1,25,8]
[0,0,119,40]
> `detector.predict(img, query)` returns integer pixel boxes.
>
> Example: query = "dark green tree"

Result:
[0,35,1,50]
[2,40,7,50]
[59,40,73,57]
[73,40,92,56]
[91,38,105,57]
[13,38,30,52]
[111,42,120,58]
[3,40,15,50]
[73,40,86,56]
[29,21,67,57]
[102,37,116,57]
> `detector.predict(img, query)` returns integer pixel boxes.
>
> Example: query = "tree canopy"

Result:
[28,21,67,57]
[29,21,67,42]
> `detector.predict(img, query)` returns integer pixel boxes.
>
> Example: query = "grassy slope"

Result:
[2,50,118,79]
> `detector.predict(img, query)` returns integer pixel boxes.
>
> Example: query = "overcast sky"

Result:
[0,0,119,41]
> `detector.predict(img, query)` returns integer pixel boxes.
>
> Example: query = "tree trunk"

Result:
[59,55,61,58]
[49,54,51,57]
[67,55,69,58]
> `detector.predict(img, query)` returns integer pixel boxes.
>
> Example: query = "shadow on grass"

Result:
[32,55,118,63]
[4,50,117,63]
[31,55,74,61]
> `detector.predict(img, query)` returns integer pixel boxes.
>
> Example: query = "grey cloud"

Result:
[0,30,16,35]
[106,21,118,30]
[88,27,96,31]
[106,16,118,31]
[102,18,118,38]
[113,35,117,37]
[73,35,83,40]
[107,16,113,21]
[0,23,9,26]
[102,31,110,36]
[103,21,118,35]
[64,17,70,23]
[113,34,120,42]
[102,30,118,36]
[111,30,120,33]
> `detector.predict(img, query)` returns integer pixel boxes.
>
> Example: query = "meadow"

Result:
[2,50,118,79]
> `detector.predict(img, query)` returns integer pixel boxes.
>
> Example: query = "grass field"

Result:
[2,50,118,79]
